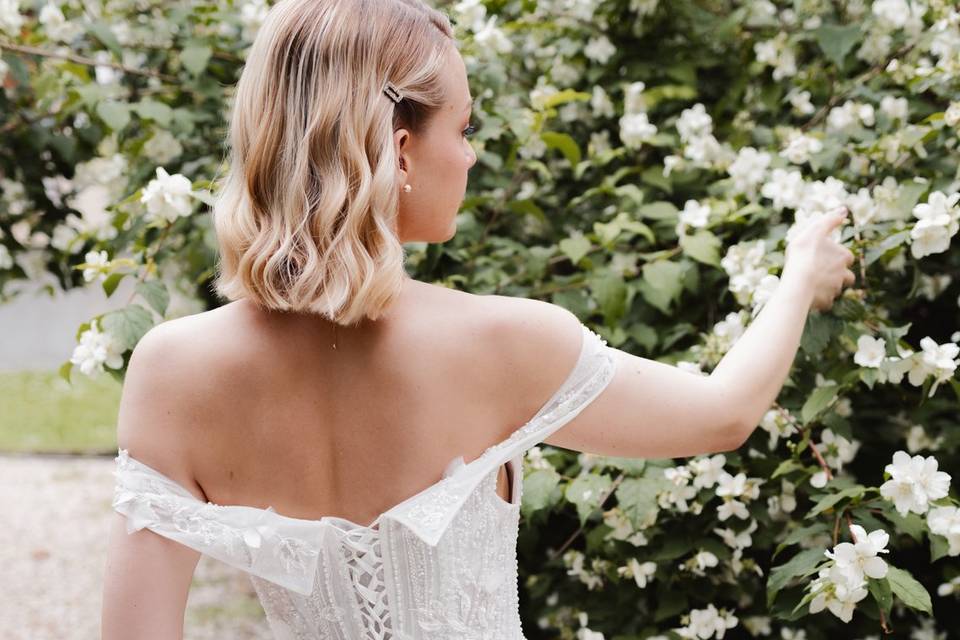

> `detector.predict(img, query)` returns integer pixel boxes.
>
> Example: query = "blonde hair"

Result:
[212,0,455,325]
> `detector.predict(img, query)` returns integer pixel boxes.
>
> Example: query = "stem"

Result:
[549,472,625,562]
[0,40,177,82]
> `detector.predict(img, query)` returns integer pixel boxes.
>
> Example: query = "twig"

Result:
[548,471,625,562]
[0,40,177,83]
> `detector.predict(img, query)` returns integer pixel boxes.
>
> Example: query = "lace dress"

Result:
[112,322,617,639]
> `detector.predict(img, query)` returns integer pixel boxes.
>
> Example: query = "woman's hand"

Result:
[782,206,857,312]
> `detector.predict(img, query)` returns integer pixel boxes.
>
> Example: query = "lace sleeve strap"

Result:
[112,449,323,596]
[483,322,617,468]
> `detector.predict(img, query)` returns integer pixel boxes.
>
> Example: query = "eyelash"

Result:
[463,123,478,137]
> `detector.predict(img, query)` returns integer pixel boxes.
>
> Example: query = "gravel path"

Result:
[0,453,273,639]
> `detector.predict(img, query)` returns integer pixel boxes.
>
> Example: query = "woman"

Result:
[100,0,855,637]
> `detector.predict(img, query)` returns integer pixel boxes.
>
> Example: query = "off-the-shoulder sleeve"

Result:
[482,322,618,464]
[112,448,323,596]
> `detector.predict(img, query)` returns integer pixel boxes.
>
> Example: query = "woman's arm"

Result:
[496,210,853,460]
[101,323,209,640]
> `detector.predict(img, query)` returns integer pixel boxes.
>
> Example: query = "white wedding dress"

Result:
[111,323,617,639]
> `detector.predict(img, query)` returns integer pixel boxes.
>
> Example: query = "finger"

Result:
[821,207,848,233]
[844,249,855,267]
[843,268,855,286]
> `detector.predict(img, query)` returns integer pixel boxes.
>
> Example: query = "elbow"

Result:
[713,417,752,453]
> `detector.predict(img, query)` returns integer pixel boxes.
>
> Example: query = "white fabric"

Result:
[112,322,617,639]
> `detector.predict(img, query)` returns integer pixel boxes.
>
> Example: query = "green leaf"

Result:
[814,24,863,67]
[800,313,841,358]
[558,234,591,265]
[801,384,839,424]
[642,260,684,305]
[767,547,827,609]
[136,280,170,317]
[772,459,803,479]
[58,360,73,384]
[868,577,893,617]
[565,474,613,526]
[887,565,932,614]
[805,485,866,519]
[96,100,130,131]
[587,270,628,325]
[520,467,561,518]
[540,131,581,165]
[134,100,173,126]
[99,304,155,351]
[774,522,831,559]
[87,22,122,56]
[181,44,213,75]
[101,272,126,298]
[637,201,679,221]
[679,230,721,267]
[539,89,591,110]
[615,477,662,530]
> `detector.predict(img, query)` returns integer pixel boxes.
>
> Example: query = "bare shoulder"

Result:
[429,286,586,427]
[116,303,248,501]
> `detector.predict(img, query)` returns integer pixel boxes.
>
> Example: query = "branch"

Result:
[0,40,177,83]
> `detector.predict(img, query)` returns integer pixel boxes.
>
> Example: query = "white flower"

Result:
[617,557,657,588]
[808,562,869,623]
[880,450,952,516]
[474,15,513,54]
[927,506,960,556]
[728,147,771,196]
[143,130,184,165]
[946,102,960,127]
[754,33,797,80]
[825,524,890,581]
[910,191,960,259]
[0,0,23,35]
[810,470,829,488]
[676,200,711,235]
[872,0,925,32]
[905,424,944,453]
[880,95,909,121]
[452,0,486,32]
[854,335,886,368]
[816,428,860,472]
[788,90,815,116]
[761,168,804,211]
[780,132,823,165]
[677,103,713,142]
[619,112,657,149]
[140,167,196,224]
[713,519,757,550]
[623,81,647,115]
[716,472,753,521]
[38,2,81,42]
[759,409,798,450]
[690,454,726,489]
[938,575,960,597]
[676,604,738,639]
[584,35,616,64]
[919,336,960,384]
[69,318,125,377]
[81,249,110,282]
[590,85,614,118]
[0,244,13,270]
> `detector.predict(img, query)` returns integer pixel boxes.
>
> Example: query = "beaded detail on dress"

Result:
[112,323,617,639]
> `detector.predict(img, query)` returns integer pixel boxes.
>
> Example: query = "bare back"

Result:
[166,278,533,527]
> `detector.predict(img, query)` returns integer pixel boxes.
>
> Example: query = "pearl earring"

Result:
[403,184,412,193]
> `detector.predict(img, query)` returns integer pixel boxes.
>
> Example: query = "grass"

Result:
[0,369,121,454]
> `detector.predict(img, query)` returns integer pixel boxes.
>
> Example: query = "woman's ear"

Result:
[393,127,411,182]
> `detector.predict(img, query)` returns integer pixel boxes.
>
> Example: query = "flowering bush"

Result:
[1,0,959,637]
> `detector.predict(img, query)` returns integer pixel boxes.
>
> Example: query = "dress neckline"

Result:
[118,443,514,532]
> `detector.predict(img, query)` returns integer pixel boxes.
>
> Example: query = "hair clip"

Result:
[383,82,403,104]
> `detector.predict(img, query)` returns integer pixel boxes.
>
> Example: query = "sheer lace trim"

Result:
[113,448,322,595]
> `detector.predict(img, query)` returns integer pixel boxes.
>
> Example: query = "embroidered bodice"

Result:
[111,322,617,639]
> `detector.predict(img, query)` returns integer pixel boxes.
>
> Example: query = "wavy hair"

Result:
[212,0,455,325]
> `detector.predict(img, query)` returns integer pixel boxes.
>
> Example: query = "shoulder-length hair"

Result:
[212,0,455,325]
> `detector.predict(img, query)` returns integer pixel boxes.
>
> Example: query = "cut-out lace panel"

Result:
[111,321,617,639]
